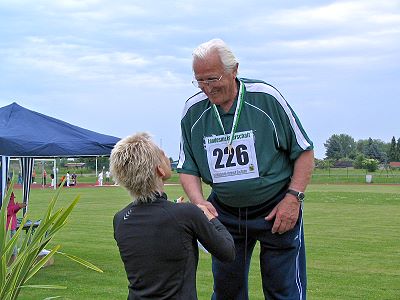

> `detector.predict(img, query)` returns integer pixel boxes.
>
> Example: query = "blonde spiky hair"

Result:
[110,132,163,204]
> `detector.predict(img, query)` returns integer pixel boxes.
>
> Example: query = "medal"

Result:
[227,143,233,155]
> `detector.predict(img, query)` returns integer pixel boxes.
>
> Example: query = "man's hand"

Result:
[265,195,300,234]
[196,199,218,218]
[179,173,218,217]
[175,194,218,218]
[197,203,216,221]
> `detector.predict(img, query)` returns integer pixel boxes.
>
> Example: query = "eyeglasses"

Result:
[192,75,223,88]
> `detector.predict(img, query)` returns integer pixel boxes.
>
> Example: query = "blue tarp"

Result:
[0,102,120,157]
[0,102,120,208]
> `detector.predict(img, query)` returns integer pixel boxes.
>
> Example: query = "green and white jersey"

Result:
[177,78,313,208]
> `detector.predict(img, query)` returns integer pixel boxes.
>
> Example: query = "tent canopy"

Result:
[0,102,120,208]
[0,102,120,157]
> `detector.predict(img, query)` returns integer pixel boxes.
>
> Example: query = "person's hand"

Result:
[197,204,216,221]
[265,195,300,234]
[175,196,185,203]
[195,199,218,218]
[18,203,27,208]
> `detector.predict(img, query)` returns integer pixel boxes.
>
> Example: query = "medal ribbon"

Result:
[212,79,245,149]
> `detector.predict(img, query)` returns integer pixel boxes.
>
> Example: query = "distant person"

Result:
[42,169,47,186]
[66,171,70,187]
[72,173,77,186]
[178,38,314,299]
[50,173,55,187]
[6,178,26,262]
[105,170,110,184]
[32,169,36,184]
[111,132,235,299]
[98,171,103,186]
[17,172,23,184]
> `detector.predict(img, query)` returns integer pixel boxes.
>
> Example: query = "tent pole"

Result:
[20,157,33,216]
[53,159,57,190]
[1,156,10,207]
[42,160,44,188]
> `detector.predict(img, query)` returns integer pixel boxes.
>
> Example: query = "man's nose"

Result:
[201,84,212,93]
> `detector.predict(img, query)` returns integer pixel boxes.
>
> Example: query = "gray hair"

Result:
[110,132,163,204]
[192,38,239,72]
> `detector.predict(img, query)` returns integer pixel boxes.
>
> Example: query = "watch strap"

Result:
[286,189,305,203]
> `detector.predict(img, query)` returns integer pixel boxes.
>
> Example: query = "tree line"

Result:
[43,134,400,173]
[319,134,400,171]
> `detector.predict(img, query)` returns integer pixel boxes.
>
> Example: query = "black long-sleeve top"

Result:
[113,193,235,300]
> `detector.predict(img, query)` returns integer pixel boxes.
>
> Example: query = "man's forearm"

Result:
[179,173,205,204]
[289,150,315,192]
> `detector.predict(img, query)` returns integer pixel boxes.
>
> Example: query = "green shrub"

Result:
[363,158,379,172]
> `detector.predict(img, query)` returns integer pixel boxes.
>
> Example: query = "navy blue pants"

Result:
[209,193,306,300]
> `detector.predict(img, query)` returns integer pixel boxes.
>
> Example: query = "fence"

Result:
[311,168,400,184]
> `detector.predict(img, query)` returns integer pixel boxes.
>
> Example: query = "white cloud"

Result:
[0,0,399,160]
[268,29,400,54]
[262,0,400,27]
[2,37,160,81]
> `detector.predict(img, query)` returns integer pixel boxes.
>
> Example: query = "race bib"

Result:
[204,130,259,183]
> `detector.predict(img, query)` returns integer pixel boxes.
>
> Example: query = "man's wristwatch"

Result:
[286,189,305,203]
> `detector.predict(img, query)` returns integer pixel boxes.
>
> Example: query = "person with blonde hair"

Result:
[111,132,235,300]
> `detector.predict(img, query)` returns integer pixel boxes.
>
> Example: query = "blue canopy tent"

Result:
[0,102,120,210]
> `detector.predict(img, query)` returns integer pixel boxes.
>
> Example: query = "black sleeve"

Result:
[113,212,121,241]
[181,204,235,262]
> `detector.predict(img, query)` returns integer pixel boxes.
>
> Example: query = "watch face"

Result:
[287,189,305,201]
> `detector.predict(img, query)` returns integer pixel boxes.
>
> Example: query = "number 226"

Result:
[213,144,249,169]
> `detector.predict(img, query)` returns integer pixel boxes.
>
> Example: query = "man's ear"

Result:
[233,63,239,77]
[156,165,165,177]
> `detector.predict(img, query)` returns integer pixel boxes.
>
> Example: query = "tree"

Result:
[315,158,333,169]
[366,138,380,159]
[324,134,396,163]
[397,138,400,161]
[324,134,356,160]
[388,136,398,162]
[353,154,366,169]
[324,136,341,160]
[356,138,387,163]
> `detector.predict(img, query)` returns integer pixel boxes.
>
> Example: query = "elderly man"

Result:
[111,132,235,300]
[177,38,314,299]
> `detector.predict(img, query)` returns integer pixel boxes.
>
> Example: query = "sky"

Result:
[0,0,399,160]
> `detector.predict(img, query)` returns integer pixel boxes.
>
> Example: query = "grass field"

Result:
[11,182,400,299]
[25,166,400,186]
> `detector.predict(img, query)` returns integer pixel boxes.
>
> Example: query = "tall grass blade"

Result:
[25,245,61,282]
[56,251,104,273]
[22,285,67,289]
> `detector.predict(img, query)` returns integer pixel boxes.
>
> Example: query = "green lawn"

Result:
[12,183,400,299]
[31,167,400,186]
